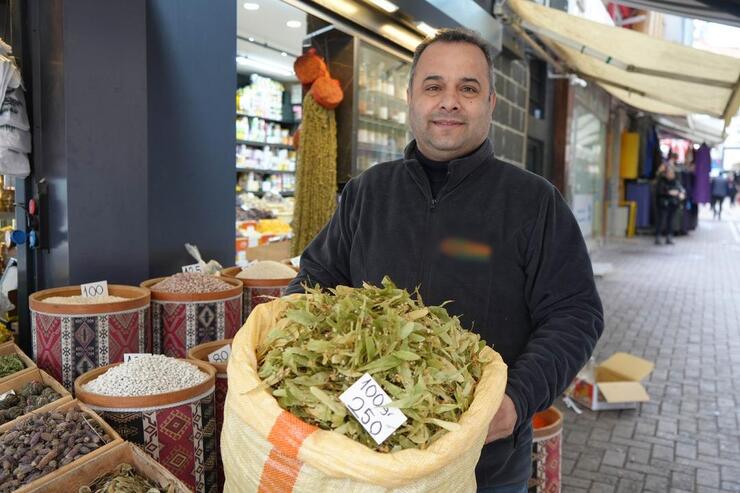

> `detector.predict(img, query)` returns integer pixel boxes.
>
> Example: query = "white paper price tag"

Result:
[182,263,203,273]
[339,373,407,445]
[290,256,301,268]
[81,281,109,298]
[208,344,231,364]
[0,389,15,400]
[123,353,150,363]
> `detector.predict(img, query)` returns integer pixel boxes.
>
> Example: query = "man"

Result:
[654,164,685,245]
[710,172,729,220]
[286,28,603,492]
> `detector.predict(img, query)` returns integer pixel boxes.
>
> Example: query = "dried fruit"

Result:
[257,277,492,452]
[0,354,24,379]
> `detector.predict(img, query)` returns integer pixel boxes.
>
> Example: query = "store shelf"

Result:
[236,112,297,125]
[358,88,407,106]
[359,115,408,131]
[246,190,295,198]
[237,140,295,150]
[237,167,295,174]
[357,142,403,154]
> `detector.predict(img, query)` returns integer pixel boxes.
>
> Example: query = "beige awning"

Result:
[507,0,740,126]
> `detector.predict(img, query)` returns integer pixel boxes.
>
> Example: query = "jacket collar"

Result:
[403,139,494,198]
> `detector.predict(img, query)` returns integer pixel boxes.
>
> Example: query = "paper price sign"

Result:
[123,353,150,363]
[182,264,203,273]
[81,281,109,298]
[0,389,15,400]
[208,344,231,364]
[339,373,407,445]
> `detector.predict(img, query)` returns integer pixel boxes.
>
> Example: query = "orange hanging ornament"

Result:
[310,76,344,109]
[294,48,329,85]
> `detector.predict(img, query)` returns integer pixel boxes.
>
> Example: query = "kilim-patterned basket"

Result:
[74,359,218,493]
[529,407,563,493]
[141,277,242,358]
[29,285,151,391]
[220,266,295,323]
[188,338,232,492]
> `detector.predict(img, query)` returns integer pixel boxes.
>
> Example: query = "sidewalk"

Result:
[557,203,740,492]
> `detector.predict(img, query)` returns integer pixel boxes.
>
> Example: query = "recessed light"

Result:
[243,2,260,10]
[366,0,399,13]
[281,52,288,57]
[417,22,437,37]
[286,20,302,28]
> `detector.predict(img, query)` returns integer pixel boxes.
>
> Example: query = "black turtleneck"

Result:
[415,142,486,198]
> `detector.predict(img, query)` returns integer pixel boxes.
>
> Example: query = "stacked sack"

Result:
[0,38,30,178]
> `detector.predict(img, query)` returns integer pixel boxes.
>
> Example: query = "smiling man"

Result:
[287,28,603,492]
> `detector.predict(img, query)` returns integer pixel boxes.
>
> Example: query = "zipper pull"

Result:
[430,199,437,210]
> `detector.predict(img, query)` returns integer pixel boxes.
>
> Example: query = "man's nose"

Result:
[438,87,460,112]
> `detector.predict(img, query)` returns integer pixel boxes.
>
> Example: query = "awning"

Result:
[506,0,740,127]
[613,0,740,28]
[654,115,726,145]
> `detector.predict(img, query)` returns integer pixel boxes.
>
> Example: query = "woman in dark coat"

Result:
[655,165,685,245]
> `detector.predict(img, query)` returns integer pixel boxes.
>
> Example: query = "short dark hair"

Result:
[409,28,496,95]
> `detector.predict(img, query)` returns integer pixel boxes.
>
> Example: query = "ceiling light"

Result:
[236,56,294,77]
[380,24,423,51]
[416,22,437,37]
[366,0,399,13]
[243,2,260,10]
[281,52,288,57]
[323,0,358,16]
[286,20,302,28]
[248,37,255,42]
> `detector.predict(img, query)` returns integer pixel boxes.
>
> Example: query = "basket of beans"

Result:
[0,368,72,428]
[75,354,217,493]
[221,260,298,323]
[29,285,151,390]
[140,273,242,358]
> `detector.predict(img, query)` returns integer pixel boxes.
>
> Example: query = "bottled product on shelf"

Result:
[236,117,292,145]
[236,145,296,172]
[236,74,284,120]
[238,171,295,195]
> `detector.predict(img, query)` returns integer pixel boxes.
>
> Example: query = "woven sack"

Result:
[222,299,507,492]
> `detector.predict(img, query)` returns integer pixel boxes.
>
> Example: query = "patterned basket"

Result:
[29,285,151,390]
[187,339,232,492]
[220,266,295,323]
[140,277,242,358]
[74,359,218,493]
[529,407,563,493]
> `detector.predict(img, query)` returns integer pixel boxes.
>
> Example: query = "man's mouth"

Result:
[432,119,465,127]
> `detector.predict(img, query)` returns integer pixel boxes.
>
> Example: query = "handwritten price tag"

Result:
[339,373,407,445]
[0,389,15,400]
[123,353,150,363]
[208,344,232,364]
[81,281,109,298]
[182,264,203,273]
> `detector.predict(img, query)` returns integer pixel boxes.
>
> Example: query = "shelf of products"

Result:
[236,74,285,121]
[236,119,294,147]
[238,171,296,196]
[355,42,411,174]
[237,168,295,175]
[236,144,296,172]
[236,139,295,150]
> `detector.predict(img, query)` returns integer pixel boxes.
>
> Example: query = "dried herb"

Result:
[80,463,176,493]
[257,277,492,452]
[0,354,24,379]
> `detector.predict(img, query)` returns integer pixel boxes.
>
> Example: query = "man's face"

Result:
[407,42,496,161]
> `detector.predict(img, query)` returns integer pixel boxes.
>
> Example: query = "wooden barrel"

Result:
[141,277,242,358]
[530,407,563,493]
[221,266,294,323]
[188,338,232,491]
[75,358,218,493]
[29,285,151,390]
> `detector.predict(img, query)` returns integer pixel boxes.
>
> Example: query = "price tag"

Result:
[81,281,109,298]
[207,344,232,364]
[0,389,15,400]
[123,353,150,363]
[182,263,203,273]
[290,256,301,268]
[339,373,407,445]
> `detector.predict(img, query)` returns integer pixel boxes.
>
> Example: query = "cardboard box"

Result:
[567,352,654,411]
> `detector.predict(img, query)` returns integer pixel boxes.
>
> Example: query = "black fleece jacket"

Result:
[286,138,603,487]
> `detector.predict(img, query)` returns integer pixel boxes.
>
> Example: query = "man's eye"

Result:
[461,86,478,94]
[425,86,440,92]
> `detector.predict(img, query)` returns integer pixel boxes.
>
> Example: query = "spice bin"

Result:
[188,338,232,490]
[142,276,242,358]
[75,358,218,493]
[0,368,72,429]
[32,441,191,493]
[530,406,563,493]
[0,342,36,385]
[0,399,122,493]
[29,285,151,390]
[221,266,294,323]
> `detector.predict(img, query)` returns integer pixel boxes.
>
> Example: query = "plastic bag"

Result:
[0,124,31,153]
[0,88,30,131]
[222,300,508,493]
[185,243,224,275]
[0,147,29,177]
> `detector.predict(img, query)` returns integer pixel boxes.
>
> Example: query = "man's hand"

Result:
[485,394,517,444]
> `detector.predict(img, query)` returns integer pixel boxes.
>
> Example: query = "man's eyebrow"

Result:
[460,77,481,86]
[422,75,444,83]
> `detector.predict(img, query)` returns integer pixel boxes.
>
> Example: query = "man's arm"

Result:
[506,186,604,433]
[285,180,357,294]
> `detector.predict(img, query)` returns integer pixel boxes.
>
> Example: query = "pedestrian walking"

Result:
[655,165,685,245]
[710,173,729,219]
[728,172,737,208]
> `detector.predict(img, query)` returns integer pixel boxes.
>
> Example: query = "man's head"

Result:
[407,28,497,161]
